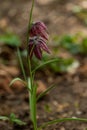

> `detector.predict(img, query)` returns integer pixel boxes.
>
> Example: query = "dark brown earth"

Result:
[0,0,87,130]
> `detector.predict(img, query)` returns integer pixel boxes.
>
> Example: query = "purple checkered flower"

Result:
[28,36,50,60]
[29,21,49,40]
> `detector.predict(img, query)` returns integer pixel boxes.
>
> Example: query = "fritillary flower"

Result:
[28,36,50,60]
[29,21,49,40]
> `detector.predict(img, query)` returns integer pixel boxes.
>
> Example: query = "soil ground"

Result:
[0,0,87,130]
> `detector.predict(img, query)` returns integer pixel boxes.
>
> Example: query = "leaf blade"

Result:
[0,116,9,121]
[39,117,87,129]
[32,58,61,74]
[37,84,56,101]
[9,77,27,87]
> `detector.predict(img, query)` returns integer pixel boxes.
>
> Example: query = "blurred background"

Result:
[0,0,87,130]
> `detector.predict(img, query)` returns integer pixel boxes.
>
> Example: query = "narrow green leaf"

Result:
[0,115,26,125]
[39,117,87,129]
[32,58,61,74]
[37,84,56,101]
[9,77,27,87]
[11,118,26,125]
[9,113,26,125]
[0,116,9,121]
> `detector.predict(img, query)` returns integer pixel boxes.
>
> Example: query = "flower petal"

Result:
[40,42,50,53]
[37,21,47,30]
[34,45,42,60]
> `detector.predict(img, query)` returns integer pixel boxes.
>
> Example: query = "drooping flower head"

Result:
[28,21,50,60]
[28,36,50,60]
[29,21,49,40]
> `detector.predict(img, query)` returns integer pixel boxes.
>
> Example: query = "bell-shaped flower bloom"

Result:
[28,36,50,60]
[29,21,49,40]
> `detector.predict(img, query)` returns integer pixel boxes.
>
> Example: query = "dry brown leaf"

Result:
[0,64,19,76]
[0,64,22,94]
[78,64,87,73]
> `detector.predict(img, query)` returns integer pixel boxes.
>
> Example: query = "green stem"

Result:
[17,47,27,81]
[31,85,37,130]
[26,0,37,130]
[28,78,37,130]
[26,0,35,91]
